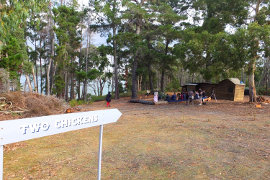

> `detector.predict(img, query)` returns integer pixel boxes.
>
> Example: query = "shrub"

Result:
[91,95,106,102]
[69,99,86,107]
[257,87,270,95]
[165,80,181,92]
[119,92,132,97]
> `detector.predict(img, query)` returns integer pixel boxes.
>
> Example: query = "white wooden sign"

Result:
[0,109,122,180]
[0,109,121,145]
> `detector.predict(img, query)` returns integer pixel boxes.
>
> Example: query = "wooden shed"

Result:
[182,78,245,101]
[215,78,245,101]
[196,83,216,97]
[182,83,197,92]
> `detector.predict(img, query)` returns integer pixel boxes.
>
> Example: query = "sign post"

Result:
[0,109,121,180]
[0,145,3,180]
[97,125,103,180]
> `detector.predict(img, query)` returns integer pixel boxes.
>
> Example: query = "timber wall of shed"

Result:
[215,81,235,100]
[233,85,245,101]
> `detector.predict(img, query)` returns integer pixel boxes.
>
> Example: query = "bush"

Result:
[165,80,181,92]
[158,91,166,100]
[257,87,270,95]
[86,92,133,103]
[91,95,106,102]
[119,92,132,97]
[69,99,86,107]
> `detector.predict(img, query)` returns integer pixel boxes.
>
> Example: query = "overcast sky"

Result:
[78,0,88,6]
[77,0,107,46]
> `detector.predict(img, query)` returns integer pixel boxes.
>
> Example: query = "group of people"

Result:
[106,88,210,107]
[165,88,207,105]
[187,88,207,105]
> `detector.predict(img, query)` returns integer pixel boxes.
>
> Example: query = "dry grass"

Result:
[2,97,270,179]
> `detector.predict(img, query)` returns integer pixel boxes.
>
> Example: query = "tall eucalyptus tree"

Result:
[121,0,150,99]
[89,0,122,99]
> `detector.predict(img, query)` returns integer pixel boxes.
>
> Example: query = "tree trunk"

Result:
[47,59,52,95]
[148,63,154,93]
[97,81,100,96]
[137,76,140,92]
[131,54,138,99]
[131,0,145,99]
[49,61,55,94]
[266,58,269,95]
[131,20,142,98]
[77,27,83,100]
[24,79,27,92]
[137,75,143,92]
[39,39,43,94]
[64,72,69,101]
[84,31,90,101]
[248,0,261,102]
[249,60,257,102]
[25,74,33,92]
[111,78,114,93]
[160,70,165,92]
[70,72,75,100]
[113,0,119,99]
[179,68,183,86]
[32,66,38,93]
[266,72,268,95]
[160,39,169,92]
[70,57,75,100]
[77,80,81,99]
[146,37,154,93]
[34,40,39,93]
[113,30,119,99]
[99,79,105,96]
[44,60,48,94]
[64,48,69,100]
[47,0,54,95]
[125,66,128,90]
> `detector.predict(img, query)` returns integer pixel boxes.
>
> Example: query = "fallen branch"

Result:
[129,99,155,105]
[16,106,29,112]
[0,110,25,115]
[0,97,12,110]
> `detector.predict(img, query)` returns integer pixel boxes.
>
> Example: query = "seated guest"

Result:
[201,90,208,105]
[198,88,202,95]
[180,92,184,100]
[183,92,187,100]
[165,94,170,101]
[202,90,206,98]
[187,90,194,105]
[171,92,177,101]
[194,91,199,99]
[177,93,181,100]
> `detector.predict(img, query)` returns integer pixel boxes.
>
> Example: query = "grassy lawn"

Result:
[3,98,270,179]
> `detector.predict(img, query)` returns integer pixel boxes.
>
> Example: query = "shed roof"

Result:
[227,78,245,85]
[183,83,198,86]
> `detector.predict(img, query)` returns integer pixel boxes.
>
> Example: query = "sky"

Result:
[77,0,107,46]
[78,0,88,7]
